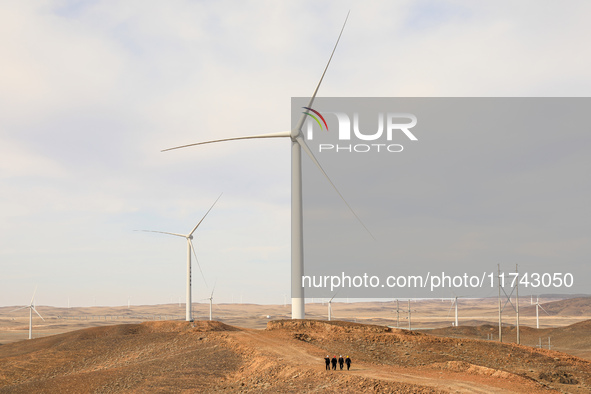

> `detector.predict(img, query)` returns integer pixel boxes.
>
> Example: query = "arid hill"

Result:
[519,297,591,317]
[426,319,591,361]
[1,319,591,393]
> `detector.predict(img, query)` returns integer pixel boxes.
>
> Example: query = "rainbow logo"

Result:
[302,107,329,131]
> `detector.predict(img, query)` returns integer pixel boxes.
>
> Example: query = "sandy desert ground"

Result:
[1,297,590,392]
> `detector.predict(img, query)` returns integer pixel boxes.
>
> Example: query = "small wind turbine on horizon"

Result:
[327,292,338,321]
[137,193,222,322]
[207,281,217,321]
[11,287,45,340]
[162,12,372,320]
[393,299,401,328]
[447,296,460,327]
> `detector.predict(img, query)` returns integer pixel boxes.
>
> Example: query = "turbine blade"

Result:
[162,131,291,152]
[189,193,223,236]
[294,11,350,132]
[189,239,208,289]
[32,307,45,321]
[135,230,187,238]
[30,285,38,305]
[213,302,226,318]
[296,136,375,240]
[446,303,454,317]
[329,288,340,302]
[9,306,28,313]
[210,279,217,298]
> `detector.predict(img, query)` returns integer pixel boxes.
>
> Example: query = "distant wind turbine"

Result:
[11,287,45,340]
[394,299,401,328]
[162,12,371,320]
[137,193,222,321]
[447,296,459,327]
[327,292,338,321]
[207,281,217,321]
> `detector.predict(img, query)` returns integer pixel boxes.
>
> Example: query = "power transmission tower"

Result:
[498,264,521,344]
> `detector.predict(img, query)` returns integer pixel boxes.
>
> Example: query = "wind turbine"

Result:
[447,296,459,327]
[327,292,338,321]
[207,281,217,321]
[534,297,550,329]
[162,12,369,320]
[394,299,401,328]
[138,193,222,322]
[11,287,45,340]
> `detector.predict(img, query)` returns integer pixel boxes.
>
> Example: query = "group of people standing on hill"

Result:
[324,355,351,371]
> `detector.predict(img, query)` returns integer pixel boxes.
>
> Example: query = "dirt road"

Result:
[230,328,551,393]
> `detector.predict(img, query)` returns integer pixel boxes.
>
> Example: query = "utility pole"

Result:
[498,264,502,342]
[408,299,411,330]
[536,297,540,329]
[454,297,459,327]
[516,264,520,345]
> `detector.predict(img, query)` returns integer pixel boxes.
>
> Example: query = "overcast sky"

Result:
[1,1,590,307]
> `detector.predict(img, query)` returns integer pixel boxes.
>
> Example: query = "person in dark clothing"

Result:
[324,355,330,370]
[338,355,344,370]
[331,356,337,370]
[345,356,351,370]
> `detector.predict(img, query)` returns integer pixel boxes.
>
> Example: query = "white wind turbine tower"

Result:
[327,293,338,321]
[11,287,45,340]
[207,281,217,321]
[138,193,222,322]
[163,12,371,320]
[447,296,459,327]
